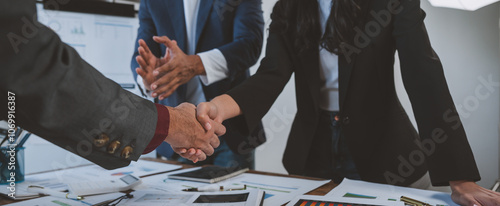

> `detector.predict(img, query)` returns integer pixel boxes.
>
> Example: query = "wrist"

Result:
[449,180,475,191]
[164,106,177,143]
[211,94,241,121]
[191,55,206,75]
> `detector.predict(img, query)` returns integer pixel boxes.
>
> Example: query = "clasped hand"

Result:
[165,103,225,163]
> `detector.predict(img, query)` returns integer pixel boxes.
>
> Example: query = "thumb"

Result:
[197,102,217,131]
[153,36,181,54]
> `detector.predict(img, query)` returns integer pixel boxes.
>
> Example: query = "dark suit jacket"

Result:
[1,0,157,170]
[131,0,266,154]
[228,0,481,186]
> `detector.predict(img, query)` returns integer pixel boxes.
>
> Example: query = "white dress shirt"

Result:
[137,0,229,103]
[318,0,340,111]
[185,0,229,86]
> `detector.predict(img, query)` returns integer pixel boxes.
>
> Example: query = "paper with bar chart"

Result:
[324,179,457,206]
[287,195,404,206]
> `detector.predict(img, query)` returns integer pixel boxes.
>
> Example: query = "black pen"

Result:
[183,184,247,192]
[16,132,31,148]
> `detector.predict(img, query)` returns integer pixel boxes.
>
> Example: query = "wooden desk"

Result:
[0,157,337,205]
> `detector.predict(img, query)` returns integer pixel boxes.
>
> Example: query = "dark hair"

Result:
[271,0,371,55]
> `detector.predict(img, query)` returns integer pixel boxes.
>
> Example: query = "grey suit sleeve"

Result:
[0,0,158,170]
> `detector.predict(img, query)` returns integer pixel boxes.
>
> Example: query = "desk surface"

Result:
[0,157,337,205]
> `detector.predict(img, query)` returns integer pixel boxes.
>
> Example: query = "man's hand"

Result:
[145,36,205,100]
[135,39,171,91]
[165,103,225,162]
[450,180,500,206]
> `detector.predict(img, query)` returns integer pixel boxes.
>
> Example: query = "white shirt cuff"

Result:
[136,75,154,98]
[198,49,229,85]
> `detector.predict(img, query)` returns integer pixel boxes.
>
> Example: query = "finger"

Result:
[138,46,149,61]
[135,68,147,79]
[211,120,226,137]
[138,47,155,70]
[172,147,187,154]
[153,36,174,48]
[178,152,197,162]
[195,149,203,156]
[150,72,177,93]
[153,36,184,55]
[136,56,149,71]
[195,150,207,162]
[200,143,215,156]
[170,40,182,54]
[139,39,153,55]
[210,135,220,149]
[161,47,172,64]
[196,103,215,131]
[153,79,180,100]
[158,84,180,100]
[153,62,176,77]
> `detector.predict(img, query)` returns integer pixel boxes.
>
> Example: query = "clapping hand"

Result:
[136,36,205,100]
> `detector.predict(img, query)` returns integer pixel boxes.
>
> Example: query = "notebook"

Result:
[168,166,249,183]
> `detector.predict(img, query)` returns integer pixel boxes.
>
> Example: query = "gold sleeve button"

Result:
[107,141,121,154]
[94,133,110,147]
[121,146,133,159]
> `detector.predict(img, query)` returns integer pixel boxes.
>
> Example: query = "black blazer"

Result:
[1,0,158,169]
[228,0,480,186]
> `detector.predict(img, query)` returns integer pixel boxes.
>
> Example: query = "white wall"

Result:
[253,0,500,188]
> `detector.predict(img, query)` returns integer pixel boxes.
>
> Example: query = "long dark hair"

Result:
[271,0,371,55]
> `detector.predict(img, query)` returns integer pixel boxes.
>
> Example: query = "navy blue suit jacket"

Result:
[131,0,266,154]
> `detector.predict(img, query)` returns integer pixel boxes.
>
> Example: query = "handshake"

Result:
[135,36,227,163]
[164,102,225,163]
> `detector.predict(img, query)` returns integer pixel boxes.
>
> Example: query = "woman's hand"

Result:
[196,101,224,131]
[196,94,242,131]
[450,180,500,206]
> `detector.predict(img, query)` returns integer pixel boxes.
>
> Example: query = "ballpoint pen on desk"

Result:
[16,131,31,148]
[182,184,247,192]
[400,196,433,206]
[0,128,9,146]
[13,127,23,141]
[27,185,84,200]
